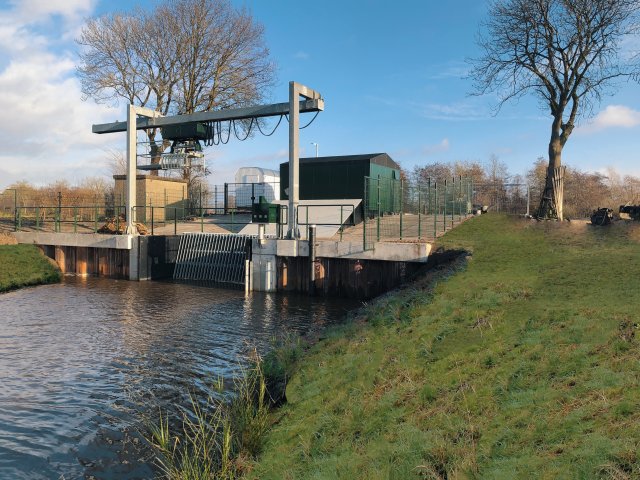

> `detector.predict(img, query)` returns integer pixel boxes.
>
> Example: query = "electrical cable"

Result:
[232,117,254,141]
[256,114,284,136]
[283,111,320,129]
[299,110,320,129]
[220,121,232,144]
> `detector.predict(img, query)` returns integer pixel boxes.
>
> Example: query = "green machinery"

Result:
[251,196,281,223]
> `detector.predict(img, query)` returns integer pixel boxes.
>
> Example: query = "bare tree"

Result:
[470,0,640,219]
[77,0,275,181]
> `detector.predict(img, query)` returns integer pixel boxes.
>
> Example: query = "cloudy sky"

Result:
[0,0,639,191]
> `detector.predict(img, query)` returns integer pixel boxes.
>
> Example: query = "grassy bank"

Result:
[248,215,640,479]
[0,244,61,292]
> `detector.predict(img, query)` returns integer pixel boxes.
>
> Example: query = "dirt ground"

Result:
[0,233,17,245]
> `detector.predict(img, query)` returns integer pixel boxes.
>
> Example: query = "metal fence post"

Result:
[458,175,462,223]
[376,176,381,242]
[399,178,404,240]
[443,179,447,232]
[224,183,229,215]
[434,182,438,239]
[13,189,17,232]
[418,187,422,240]
[451,177,455,225]
[57,191,62,233]
[151,206,155,235]
[363,177,367,250]
[35,206,40,231]
[231,208,235,233]
[174,208,177,235]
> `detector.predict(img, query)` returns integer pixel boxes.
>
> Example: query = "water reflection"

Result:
[0,278,358,479]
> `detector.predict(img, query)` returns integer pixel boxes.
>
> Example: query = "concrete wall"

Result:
[277,256,423,299]
[39,244,129,279]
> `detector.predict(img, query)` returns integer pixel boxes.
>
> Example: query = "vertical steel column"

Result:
[288,82,300,238]
[126,104,137,234]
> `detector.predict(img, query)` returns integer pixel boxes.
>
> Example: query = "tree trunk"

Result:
[537,120,564,219]
[148,131,161,177]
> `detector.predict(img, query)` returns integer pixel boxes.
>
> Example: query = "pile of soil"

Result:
[97,216,149,235]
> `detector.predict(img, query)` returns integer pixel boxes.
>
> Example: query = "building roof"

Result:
[281,153,399,170]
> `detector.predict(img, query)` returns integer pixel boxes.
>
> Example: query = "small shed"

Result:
[113,175,188,222]
[280,153,400,204]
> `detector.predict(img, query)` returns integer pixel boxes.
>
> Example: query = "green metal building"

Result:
[280,153,401,211]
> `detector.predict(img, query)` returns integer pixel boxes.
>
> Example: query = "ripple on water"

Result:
[0,277,358,479]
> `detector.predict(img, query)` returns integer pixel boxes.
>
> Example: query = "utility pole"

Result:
[310,142,319,158]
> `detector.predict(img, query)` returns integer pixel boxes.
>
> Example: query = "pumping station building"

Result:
[10,81,474,298]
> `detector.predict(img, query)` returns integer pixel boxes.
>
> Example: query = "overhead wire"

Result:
[232,117,254,141]
[256,114,284,136]
[201,109,318,146]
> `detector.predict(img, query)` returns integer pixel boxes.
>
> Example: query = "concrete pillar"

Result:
[288,81,300,238]
[126,104,137,234]
[128,235,139,281]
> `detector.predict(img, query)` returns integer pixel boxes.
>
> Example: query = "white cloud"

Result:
[293,51,309,60]
[422,138,450,155]
[579,105,640,133]
[8,0,94,23]
[418,100,489,121]
[0,1,120,189]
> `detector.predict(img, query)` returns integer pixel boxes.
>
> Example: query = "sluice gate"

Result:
[173,233,252,286]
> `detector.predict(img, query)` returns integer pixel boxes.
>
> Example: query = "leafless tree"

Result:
[470,0,640,219]
[77,0,275,181]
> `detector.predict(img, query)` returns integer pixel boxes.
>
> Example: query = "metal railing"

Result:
[12,205,126,234]
[296,203,356,241]
[363,176,473,250]
[472,183,530,216]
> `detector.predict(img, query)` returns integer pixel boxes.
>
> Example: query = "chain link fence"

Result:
[472,183,530,215]
[362,176,473,250]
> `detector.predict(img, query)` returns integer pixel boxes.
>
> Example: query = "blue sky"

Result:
[0,0,639,190]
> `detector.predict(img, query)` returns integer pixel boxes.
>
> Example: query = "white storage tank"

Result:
[234,167,280,208]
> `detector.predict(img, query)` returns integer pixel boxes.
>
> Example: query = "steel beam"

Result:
[92,99,324,134]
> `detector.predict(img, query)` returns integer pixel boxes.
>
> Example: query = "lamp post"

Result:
[310,142,319,158]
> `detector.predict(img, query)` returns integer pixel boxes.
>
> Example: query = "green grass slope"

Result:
[0,244,61,292]
[249,215,640,479]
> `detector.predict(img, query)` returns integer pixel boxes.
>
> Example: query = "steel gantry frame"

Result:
[92,81,324,237]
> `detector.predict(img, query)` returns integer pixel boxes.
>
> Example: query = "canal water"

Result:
[0,277,360,479]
